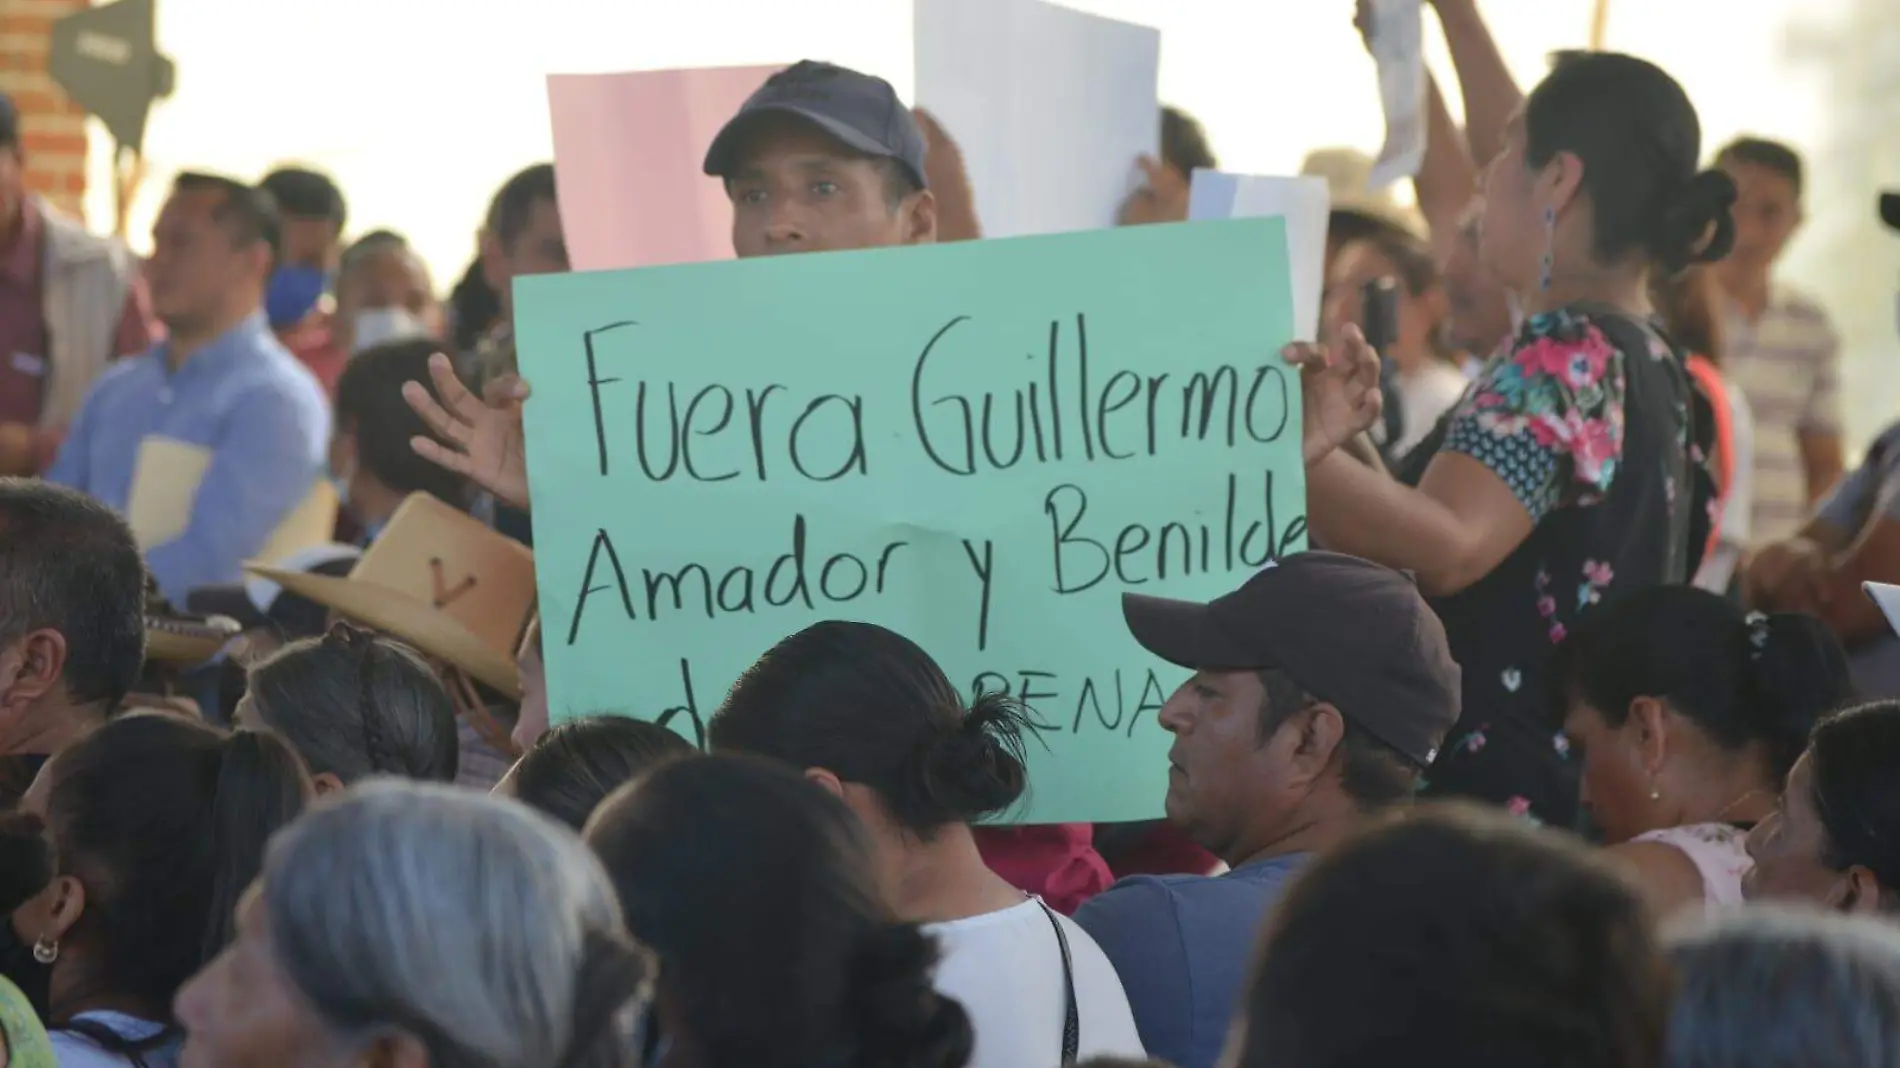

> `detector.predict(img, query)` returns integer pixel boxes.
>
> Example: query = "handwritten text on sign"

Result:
[515,218,1304,823]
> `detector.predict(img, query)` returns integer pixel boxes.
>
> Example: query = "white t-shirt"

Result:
[1395,362,1472,456]
[926,898,1146,1068]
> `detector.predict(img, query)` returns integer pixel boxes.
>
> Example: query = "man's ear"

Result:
[310,772,347,798]
[1,630,68,711]
[803,767,847,800]
[905,188,939,245]
[1288,704,1347,783]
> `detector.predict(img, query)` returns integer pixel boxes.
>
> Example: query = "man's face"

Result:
[1156,669,1290,861]
[726,115,933,259]
[149,187,267,331]
[1721,161,1801,275]
[484,195,567,319]
[277,215,339,273]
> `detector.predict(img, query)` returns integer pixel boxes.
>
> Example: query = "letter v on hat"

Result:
[241,494,536,695]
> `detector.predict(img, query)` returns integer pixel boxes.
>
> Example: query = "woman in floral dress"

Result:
[1287,51,1736,829]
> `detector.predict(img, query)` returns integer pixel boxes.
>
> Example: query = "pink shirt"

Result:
[1633,822,1752,906]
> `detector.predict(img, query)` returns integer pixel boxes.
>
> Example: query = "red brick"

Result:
[22,127,84,157]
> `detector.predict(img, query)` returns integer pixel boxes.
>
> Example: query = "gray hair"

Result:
[1666,906,1900,1068]
[262,780,646,1068]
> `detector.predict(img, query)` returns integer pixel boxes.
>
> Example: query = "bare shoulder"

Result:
[1605,839,1707,919]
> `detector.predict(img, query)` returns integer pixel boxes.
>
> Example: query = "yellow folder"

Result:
[125,437,338,562]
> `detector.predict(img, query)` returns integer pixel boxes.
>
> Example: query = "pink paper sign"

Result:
[547,65,781,271]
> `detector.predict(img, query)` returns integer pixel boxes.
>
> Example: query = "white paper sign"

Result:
[1366,0,1427,189]
[914,0,1160,237]
[1189,171,1332,342]
[1868,582,1900,637]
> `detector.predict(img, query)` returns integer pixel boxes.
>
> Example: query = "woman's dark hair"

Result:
[508,717,694,831]
[1651,265,1724,362]
[708,621,1031,833]
[333,338,476,511]
[0,809,52,914]
[1525,51,1737,273]
[1808,701,1900,906]
[449,256,501,353]
[1160,105,1217,176]
[1547,585,1852,782]
[246,624,459,785]
[1233,802,1669,1068]
[586,754,972,1068]
[45,714,307,1032]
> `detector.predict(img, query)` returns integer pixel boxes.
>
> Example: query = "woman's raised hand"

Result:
[1282,324,1384,465]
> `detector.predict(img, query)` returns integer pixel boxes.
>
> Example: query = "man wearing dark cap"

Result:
[0,92,154,477]
[1073,551,1462,1068]
[703,60,940,257]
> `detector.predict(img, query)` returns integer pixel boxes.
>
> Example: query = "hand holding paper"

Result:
[1365,0,1428,189]
[1118,156,1191,227]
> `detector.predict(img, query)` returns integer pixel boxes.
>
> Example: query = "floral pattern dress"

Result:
[1394,306,1708,830]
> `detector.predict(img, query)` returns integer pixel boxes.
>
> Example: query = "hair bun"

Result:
[1748,612,1855,778]
[912,691,1031,824]
[848,924,974,1068]
[1657,169,1738,273]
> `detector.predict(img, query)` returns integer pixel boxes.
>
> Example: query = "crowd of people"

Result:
[1,0,1899,1065]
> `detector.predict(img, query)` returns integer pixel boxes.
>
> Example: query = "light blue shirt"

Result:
[47,311,330,601]
[1073,853,1309,1068]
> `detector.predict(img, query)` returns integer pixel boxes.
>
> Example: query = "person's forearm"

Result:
[1414,74,1477,261]
[1432,0,1521,167]
[1801,432,1845,505]
[1305,449,1476,595]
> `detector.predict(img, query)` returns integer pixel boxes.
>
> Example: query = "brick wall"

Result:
[1,0,92,217]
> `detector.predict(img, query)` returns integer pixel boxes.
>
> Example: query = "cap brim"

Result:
[703,104,897,178]
[245,565,522,698]
[1882,192,1900,233]
[186,584,268,631]
[1122,592,1267,673]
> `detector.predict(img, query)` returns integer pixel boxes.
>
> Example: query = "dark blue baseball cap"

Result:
[703,60,927,189]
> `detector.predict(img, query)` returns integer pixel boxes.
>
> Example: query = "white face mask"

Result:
[352,306,429,354]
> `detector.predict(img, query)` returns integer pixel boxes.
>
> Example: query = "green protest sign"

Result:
[515,218,1303,823]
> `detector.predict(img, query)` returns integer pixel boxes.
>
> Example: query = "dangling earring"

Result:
[1538,207,1557,291]
[32,936,57,964]
[1648,777,1662,802]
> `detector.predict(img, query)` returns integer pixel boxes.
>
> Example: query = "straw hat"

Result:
[1300,147,1426,236]
[245,494,535,696]
[144,611,241,665]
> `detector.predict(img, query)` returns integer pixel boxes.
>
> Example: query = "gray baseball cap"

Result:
[703,60,927,189]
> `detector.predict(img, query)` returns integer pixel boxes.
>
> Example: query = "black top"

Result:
[1393,305,1711,829]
